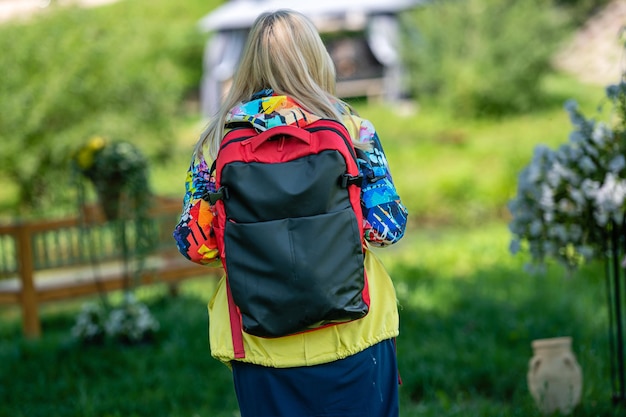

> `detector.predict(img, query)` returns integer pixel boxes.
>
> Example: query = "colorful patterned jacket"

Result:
[173,92,408,263]
[173,92,407,367]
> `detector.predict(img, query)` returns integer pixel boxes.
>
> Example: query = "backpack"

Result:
[205,119,370,338]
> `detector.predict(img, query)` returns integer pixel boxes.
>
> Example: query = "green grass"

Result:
[385,224,615,416]
[1,223,622,416]
[0,281,241,417]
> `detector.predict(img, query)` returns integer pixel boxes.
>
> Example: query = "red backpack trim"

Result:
[210,119,368,355]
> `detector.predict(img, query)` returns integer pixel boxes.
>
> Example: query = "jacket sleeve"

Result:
[356,120,408,247]
[172,154,221,266]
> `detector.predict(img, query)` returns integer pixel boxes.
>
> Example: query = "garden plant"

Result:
[510,80,626,407]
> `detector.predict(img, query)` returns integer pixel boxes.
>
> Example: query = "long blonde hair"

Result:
[195,9,359,160]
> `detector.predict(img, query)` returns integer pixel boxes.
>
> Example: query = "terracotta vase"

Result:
[527,337,582,415]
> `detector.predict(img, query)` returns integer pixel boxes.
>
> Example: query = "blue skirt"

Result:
[231,339,399,417]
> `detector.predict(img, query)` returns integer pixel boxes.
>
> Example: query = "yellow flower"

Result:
[75,136,106,170]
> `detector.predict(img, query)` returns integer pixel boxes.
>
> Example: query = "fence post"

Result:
[15,222,40,338]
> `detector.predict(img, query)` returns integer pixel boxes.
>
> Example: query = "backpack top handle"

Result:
[247,125,312,152]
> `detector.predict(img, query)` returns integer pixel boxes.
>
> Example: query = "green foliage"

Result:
[401,0,567,118]
[0,0,214,215]
[555,0,613,26]
[349,74,605,227]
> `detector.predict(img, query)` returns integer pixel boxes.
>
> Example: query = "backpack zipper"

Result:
[220,122,357,160]
[307,121,358,161]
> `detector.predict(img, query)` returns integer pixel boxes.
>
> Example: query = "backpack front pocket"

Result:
[224,207,366,337]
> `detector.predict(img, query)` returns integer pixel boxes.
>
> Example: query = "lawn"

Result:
[0,221,621,416]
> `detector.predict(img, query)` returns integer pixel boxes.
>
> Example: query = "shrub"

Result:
[555,0,612,25]
[0,0,212,215]
[401,0,567,118]
[508,82,626,269]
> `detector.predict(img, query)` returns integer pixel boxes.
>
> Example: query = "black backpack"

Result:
[206,119,370,338]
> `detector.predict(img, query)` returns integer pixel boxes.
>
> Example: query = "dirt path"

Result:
[554,0,625,85]
[0,0,119,22]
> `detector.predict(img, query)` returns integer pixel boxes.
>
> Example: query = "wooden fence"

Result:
[0,196,217,338]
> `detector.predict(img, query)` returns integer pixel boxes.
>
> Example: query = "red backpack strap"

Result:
[226,278,246,358]
[207,133,251,359]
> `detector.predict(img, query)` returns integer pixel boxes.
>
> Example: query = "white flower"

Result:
[597,173,626,207]
[71,302,107,341]
[568,130,584,145]
[529,219,543,237]
[546,164,562,188]
[579,156,596,175]
[564,99,578,113]
[548,224,568,242]
[608,154,626,173]
[557,198,578,216]
[581,179,600,200]
[73,294,159,344]
[593,173,626,226]
[526,164,543,184]
[592,122,610,146]
[582,137,600,157]
[543,211,555,223]
[509,239,521,255]
[568,188,585,206]
[540,184,555,210]
[594,210,609,227]
[509,83,626,268]
[105,301,159,342]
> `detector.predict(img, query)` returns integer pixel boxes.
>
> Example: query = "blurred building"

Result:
[198,0,424,117]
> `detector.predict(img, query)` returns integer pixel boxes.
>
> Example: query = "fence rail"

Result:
[0,196,217,338]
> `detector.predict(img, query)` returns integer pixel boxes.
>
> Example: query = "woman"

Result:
[174,9,408,417]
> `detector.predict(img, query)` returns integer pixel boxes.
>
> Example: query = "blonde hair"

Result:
[195,9,360,160]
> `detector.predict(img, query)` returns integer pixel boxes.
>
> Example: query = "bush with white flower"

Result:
[72,294,159,345]
[71,302,108,343]
[508,82,626,269]
[105,294,160,343]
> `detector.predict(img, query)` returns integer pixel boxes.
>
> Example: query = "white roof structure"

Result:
[199,0,423,32]
[198,0,425,117]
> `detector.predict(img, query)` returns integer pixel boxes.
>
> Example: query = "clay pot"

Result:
[527,337,582,415]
